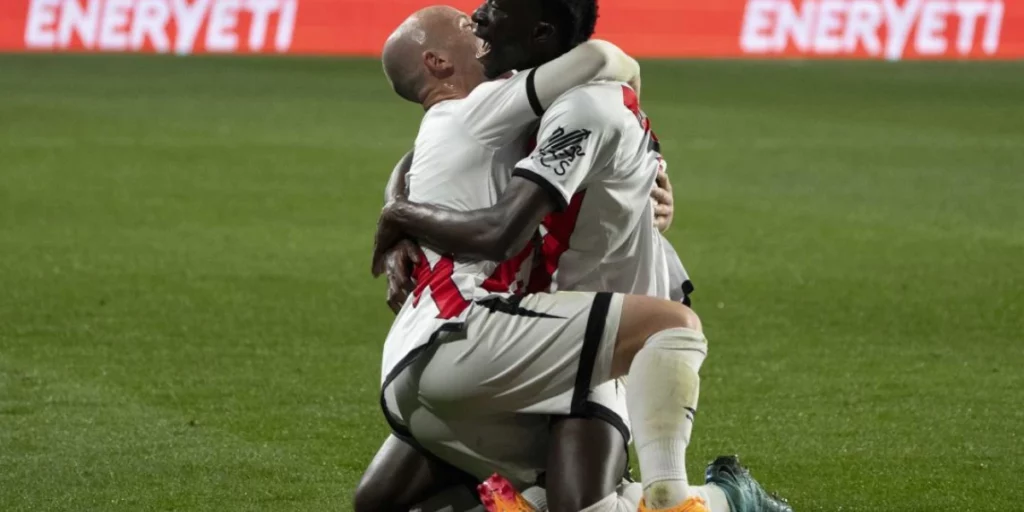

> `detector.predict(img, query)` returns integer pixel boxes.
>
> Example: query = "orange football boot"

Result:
[477,473,536,512]
[638,496,709,512]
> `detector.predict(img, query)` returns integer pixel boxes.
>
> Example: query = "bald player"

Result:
[355,6,645,512]
[381,7,487,104]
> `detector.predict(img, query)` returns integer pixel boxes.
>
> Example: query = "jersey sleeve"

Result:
[456,70,544,148]
[510,90,618,211]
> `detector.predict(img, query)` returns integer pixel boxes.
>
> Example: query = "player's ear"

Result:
[423,50,455,78]
[532,21,557,45]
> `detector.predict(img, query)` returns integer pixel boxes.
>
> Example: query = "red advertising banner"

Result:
[1,0,1021,59]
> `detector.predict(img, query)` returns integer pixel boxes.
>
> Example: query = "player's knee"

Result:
[640,299,702,336]
[667,301,702,333]
[613,298,703,377]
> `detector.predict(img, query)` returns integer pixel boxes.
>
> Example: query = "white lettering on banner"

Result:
[172,0,211,55]
[22,0,299,54]
[741,0,775,52]
[275,0,297,52]
[739,0,1005,60]
[954,0,988,53]
[99,0,131,50]
[132,0,171,53]
[25,0,60,47]
[916,1,950,55]
[58,0,100,49]
[881,0,923,60]
[814,0,845,53]
[247,0,276,50]
[206,0,241,52]
[844,0,882,54]
[982,0,1002,53]
[777,0,815,51]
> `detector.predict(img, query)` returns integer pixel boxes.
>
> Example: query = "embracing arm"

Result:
[376,149,419,312]
[461,39,639,146]
[379,89,614,265]
[532,39,642,107]
[651,160,674,233]
[383,150,414,203]
[382,177,555,262]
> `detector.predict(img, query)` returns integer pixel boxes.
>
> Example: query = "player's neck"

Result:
[421,82,468,110]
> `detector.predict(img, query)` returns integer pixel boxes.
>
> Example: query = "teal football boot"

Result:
[704,455,793,512]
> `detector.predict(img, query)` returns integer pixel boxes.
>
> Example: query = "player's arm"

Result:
[372,95,615,271]
[462,39,639,145]
[383,150,414,203]
[532,39,641,107]
[377,149,419,313]
[651,159,673,233]
[379,178,554,263]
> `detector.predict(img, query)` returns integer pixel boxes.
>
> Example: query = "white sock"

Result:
[579,489,642,512]
[619,481,643,508]
[691,484,731,512]
[625,327,707,509]
[521,486,548,511]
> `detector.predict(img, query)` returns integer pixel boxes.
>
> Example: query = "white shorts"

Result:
[380,291,628,486]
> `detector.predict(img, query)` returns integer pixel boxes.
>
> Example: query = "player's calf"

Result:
[545,415,628,512]
[355,436,469,512]
[612,296,708,510]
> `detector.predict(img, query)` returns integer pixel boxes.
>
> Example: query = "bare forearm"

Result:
[384,150,414,203]
[383,178,555,262]
[534,40,640,109]
[385,201,509,261]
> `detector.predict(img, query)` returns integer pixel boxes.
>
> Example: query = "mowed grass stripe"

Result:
[0,357,352,511]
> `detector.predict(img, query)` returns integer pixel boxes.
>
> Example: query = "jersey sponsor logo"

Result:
[740,0,1005,60]
[535,127,592,176]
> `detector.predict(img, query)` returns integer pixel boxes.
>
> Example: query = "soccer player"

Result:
[371,158,686,512]
[369,1,793,512]
[354,6,649,512]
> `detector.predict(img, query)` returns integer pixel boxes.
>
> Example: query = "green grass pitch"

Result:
[1,55,1022,511]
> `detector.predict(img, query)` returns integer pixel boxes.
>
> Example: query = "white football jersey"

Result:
[662,232,693,304]
[519,83,672,300]
[380,72,541,382]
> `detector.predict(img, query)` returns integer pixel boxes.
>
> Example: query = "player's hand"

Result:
[628,73,642,99]
[651,161,674,233]
[385,240,419,314]
[372,203,405,277]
